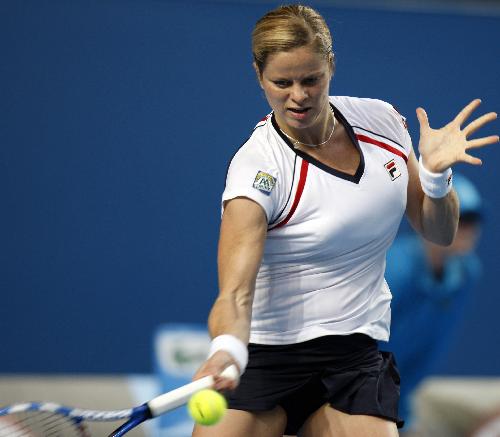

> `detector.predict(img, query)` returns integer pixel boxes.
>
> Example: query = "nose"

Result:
[290,83,308,104]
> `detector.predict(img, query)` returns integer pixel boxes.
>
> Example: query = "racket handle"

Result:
[147,364,239,417]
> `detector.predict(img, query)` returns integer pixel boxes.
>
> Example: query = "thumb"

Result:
[416,107,429,132]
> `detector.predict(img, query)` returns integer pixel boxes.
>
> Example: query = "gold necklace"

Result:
[280,107,336,148]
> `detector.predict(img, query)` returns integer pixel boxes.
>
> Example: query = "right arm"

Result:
[193,196,267,389]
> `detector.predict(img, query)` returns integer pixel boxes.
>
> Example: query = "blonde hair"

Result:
[252,5,334,74]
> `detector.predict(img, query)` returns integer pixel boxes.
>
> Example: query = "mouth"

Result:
[288,107,311,114]
[287,107,312,120]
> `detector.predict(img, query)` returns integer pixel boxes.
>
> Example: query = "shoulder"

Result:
[332,96,408,128]
[222,113,292,223]
[331,96,412,151]
[332,95,403,115]
[228,113,288,171]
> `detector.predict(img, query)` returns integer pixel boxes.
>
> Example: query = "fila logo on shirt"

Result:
[384,159,401,181]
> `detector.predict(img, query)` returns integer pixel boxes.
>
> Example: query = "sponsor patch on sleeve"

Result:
[253,171,276,195]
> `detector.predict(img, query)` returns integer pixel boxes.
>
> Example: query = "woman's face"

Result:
[256,45,333,133]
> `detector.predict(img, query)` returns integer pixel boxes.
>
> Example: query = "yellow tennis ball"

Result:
[187,389,227,426]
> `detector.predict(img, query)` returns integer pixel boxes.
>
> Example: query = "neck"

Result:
[279,105,335,148]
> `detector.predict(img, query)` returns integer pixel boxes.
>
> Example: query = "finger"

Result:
[467,135,500,149]
[459,153,483,166]
[213,369,239,391]
[416,107,430,131]
[193,365,220,381]
[463,112,498,136]
[454,99,481,125]
[213,376,238,392]
[193,351,235,381]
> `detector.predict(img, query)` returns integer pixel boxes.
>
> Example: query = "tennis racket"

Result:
[0,365,238,437]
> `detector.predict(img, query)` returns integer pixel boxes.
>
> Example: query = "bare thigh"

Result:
[298,404,399,437]
[192,406,287,437]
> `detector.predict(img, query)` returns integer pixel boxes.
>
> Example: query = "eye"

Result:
[273,80,291,88]
[302,76,319,86]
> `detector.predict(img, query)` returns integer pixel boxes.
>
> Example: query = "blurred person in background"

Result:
[385,173,484,433]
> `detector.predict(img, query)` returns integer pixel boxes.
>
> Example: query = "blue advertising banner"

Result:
[153,324,210,436]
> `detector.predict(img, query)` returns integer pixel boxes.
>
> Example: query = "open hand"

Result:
[417,99,498,173]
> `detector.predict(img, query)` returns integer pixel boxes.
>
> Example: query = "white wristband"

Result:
[418,156,453,199]
[208,335,248,374]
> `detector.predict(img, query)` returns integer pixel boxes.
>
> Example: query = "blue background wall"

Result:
[1,0,499,374]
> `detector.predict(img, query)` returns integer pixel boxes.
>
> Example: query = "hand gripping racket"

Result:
[0,365,238,437]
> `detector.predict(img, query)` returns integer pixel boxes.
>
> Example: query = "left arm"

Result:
[406,99,498,245]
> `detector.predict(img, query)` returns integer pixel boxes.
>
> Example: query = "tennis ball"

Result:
[188,389,227,426]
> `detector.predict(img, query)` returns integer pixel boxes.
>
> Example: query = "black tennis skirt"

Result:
[227,333,404,435]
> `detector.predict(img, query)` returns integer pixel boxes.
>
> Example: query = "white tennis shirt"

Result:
[222,96,412,345]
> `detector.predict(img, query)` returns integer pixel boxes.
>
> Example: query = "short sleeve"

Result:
[386,102,414,156]
[222,142,281,223]
[364,98,414,157]
[333,96,414,160]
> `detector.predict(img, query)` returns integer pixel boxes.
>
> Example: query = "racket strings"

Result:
[0,411,88,436]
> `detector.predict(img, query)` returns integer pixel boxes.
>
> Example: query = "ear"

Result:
[329,52,336,78]
[253,61,264,89]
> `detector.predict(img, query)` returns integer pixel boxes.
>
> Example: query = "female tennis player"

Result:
[192,5,498,437]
